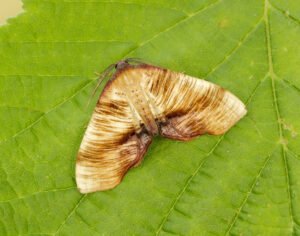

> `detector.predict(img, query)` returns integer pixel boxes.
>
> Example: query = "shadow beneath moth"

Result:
[76,59,247,193]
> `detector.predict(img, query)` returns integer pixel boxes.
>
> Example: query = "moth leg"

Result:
[133,132,152,167]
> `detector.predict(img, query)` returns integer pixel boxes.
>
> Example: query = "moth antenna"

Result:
[85,63,116,109]
[125,58,161,68]
[125,57,147,65]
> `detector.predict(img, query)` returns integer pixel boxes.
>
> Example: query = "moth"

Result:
[76,59,247,193]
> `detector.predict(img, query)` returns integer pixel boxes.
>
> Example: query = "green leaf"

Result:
[1,0,300,235]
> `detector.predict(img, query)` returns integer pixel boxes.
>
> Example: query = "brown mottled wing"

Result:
[141,66,247,140]
[76,80,152,193]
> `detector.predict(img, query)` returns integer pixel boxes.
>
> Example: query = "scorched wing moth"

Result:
[76,59,247,193]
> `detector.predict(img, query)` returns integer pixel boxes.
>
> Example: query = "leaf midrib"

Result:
[265,0,297,232]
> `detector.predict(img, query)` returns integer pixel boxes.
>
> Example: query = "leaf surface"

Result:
[0,0,300,235]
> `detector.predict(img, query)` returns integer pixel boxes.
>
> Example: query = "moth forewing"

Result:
[76,61,247,193]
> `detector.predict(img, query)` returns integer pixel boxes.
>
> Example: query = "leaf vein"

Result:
[63,0,189,15]
[269,2,300,26]
[0,187,76,204]
[53,194,87,235]
[0,40,132,44]
[225,154,272,235]
[0,79,94,145]
[0,74,83,77]
[155,77,265,235]
[0,105,44,113]
[280,77,300,94]
[121,0,222,58]
[0,0,222,145]
[287,148,300,162]
[156,136,224,235]
[264,0,297,231]
[206,17,264,77]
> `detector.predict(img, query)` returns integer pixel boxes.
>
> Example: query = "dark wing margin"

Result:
[76,84,151,193]
[143,67,247,141]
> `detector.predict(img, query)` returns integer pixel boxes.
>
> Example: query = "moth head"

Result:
[115,58,146,70]
[115,60,130,70]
